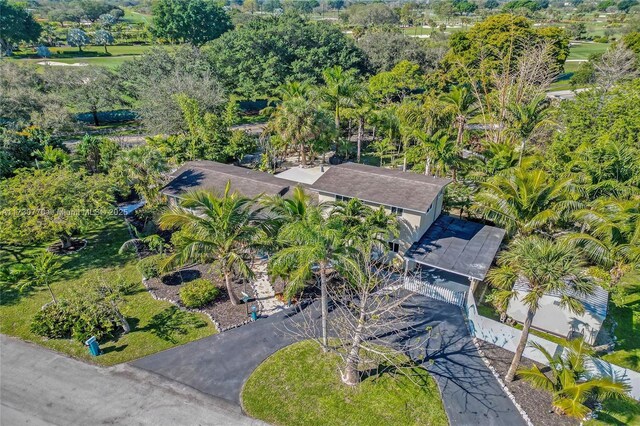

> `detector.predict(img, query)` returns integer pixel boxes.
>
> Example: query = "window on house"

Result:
[336,195,351,202]
[388,242,400,253]
[390,206,404,216]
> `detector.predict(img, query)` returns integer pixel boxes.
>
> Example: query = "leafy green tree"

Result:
[321,66,359,132]
[0,0,42,55]
[159,185,260,305]
[356,31,442,73]
[151,0,232,45]
[67,28,90,52]
[618,0,639,12]
[270,205,355,347]
[79,0,115,22]
[204,13,368,98]
[93,29,114,53]
[346,3,399,26]
[0,168,114,249]
[487,236,593,382]
[519,338,630,418]
[474,167,578,236]
[368,60,425,103]
[75,135,120,174]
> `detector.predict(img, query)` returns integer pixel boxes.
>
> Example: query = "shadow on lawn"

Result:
[141,307,207,344]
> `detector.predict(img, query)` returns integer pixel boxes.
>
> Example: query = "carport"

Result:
[404,215,506,298]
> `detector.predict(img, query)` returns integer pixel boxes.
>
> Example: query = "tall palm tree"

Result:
[159,184,260,305]
[474,166,579,236]
[440,85,477,149]
[267,96,336,166]
[407,130,461,179]
[565,197,640,284]
[487,236,594,382]
[270,206,355,348]
[505,94,552,166]
[519,338,630,418]
[343,84,376,163]
[321,65,359,132]
[331,199,399,248]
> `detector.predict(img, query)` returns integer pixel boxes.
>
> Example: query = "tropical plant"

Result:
[487,236,594,382]
[320,65,359,132]
[93,29,114,53]
[407,130,462,179]
[518,338,631,418]
[159,184,260,305]
[440,84,477,148]
[565,198,640,284]
[474,166,578,236]
[180,279,220,308]
[269,205,356,347]
[20,252,63,303]
[111,146,168,206]
[505,94,552,165]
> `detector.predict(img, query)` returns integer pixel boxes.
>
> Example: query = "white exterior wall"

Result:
[506,290,604,345]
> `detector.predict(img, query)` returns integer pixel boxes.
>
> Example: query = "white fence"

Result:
[466,290,640,400]
[404,276,466,307]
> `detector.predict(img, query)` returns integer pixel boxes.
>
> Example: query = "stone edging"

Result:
[472,337,535,426]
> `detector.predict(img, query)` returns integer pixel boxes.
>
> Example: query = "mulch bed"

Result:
[145,264,256,331]
[477,341,579,426]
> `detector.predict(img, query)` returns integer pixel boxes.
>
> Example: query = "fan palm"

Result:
[440,85,477,148]
[487,236,594,382]
[474,166,579,236]
[269,206,356,347]
[267,95,336,166]
[564,197,640,284]
[159,183,260,305]
[112,146,168,206]
[518,338,631,419]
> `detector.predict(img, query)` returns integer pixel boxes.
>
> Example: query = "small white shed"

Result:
[507,282,609,345]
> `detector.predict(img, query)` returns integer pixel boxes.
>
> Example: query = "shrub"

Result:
[180,279,220,308]
[137,254,164,279]
[30,300,120,342]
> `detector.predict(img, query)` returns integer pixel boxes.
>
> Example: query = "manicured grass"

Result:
[585,397,640,426]
[242,341,448,426]
[568,42,609,60]
[12,44,154,69]
[0,219,216,366]
[602,272,640,372]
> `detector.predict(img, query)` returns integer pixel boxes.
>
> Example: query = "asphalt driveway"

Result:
[132,293,526,426]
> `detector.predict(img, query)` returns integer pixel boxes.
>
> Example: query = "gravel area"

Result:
[477,341,579,426]
[145,264,256,331]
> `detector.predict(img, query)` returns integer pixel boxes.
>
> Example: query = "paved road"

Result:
[0,335,265,426]
[133,293,526,426]
[133,305,305,405]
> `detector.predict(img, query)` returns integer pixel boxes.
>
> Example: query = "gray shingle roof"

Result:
[310,163,451,212]
[161,161,295,199]
[405,215,507,281]
[513,281,609,320]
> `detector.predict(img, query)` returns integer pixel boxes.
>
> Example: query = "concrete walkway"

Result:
[133,293,526,426]
[0,335,264,426]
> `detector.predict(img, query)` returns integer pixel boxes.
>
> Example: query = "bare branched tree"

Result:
[281,252,430,387]
[594,43,639,92]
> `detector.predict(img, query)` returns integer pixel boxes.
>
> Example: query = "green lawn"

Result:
[11,44,153,69]
[585,397,640,426]
[242,341,448,426]
[568,42,609,61]
[602,272,640,372]
[0,219,216,366]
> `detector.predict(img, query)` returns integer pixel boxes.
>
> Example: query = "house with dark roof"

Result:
[507,280,609,345]
[161,160,298,205]
[310,162,452,256]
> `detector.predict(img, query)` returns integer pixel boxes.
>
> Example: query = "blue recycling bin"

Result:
[85,336,101,356]
[250,305,258,321]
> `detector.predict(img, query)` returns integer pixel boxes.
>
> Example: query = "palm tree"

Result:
[474,166,579,236]
[407,130,461,179]
[267,96,336,166]
[112,146,168,206]
[564,197,640,284]
[344,84,376,163]
[321,65,359,132]
[159,184,260,305]
[27,252,63,304]
[331,199,399,248]
[269,206,355,348]
[519,338,630,418]
[487,236,594,382]
[505,94,552,166]
[440,85,477,149]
